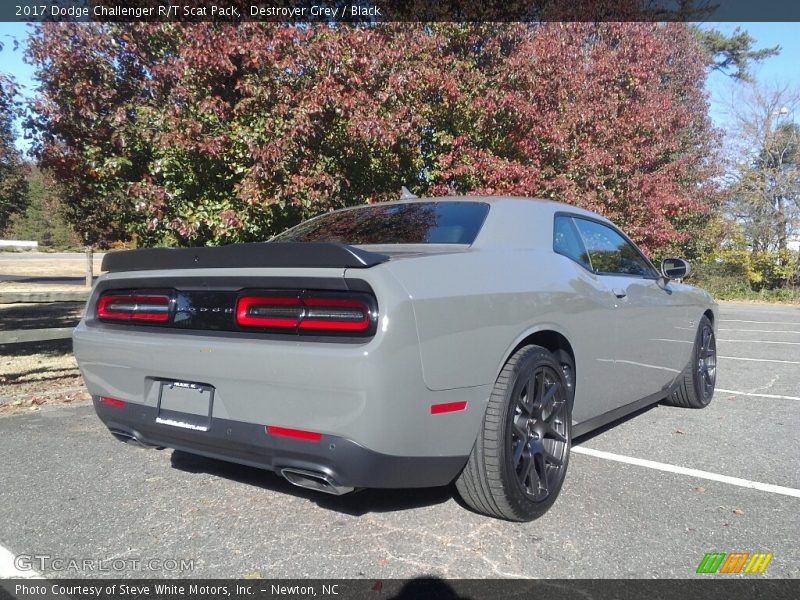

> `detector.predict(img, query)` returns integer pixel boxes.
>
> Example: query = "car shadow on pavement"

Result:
[163,401,662,517]
[169,449,455,516]
[573,403,658,444]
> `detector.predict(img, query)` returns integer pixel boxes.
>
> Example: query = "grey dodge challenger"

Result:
[73,197,718,521]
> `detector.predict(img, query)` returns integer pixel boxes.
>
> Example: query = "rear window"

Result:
[273,202,490,245]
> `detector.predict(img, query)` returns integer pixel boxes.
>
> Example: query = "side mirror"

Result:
[661,258,690,280]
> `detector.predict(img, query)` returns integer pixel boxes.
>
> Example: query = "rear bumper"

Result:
[95,397,469,488]
[74,315,490,459]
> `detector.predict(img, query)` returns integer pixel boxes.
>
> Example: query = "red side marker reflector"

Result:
[100,397,125,408]
[431,401,468,414]
[266,425,322,442]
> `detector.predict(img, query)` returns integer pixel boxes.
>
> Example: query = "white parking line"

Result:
[719,339,800,345]
[571,447,800,499]
[656,337,800,345]
[722,319,800,325]
[720,328,800,334]
[716,388,800,401]
[0,543,41,578]
[597,358,680,373]
[719,355,800,365]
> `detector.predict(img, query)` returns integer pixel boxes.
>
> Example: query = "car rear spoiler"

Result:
[101,242,390,273]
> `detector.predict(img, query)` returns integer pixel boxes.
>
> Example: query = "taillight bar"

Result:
[236,292,376,335]
[236,296,303,329]
[97,293,171,322]
[300,297,371,331]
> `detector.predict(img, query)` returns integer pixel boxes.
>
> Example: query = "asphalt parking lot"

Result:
[0,301,797,579]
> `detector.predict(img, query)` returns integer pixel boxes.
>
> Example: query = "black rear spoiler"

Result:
[101,242,390,273]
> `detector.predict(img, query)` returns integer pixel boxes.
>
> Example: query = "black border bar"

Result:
[4,1,800,23]
[1,579,798,600]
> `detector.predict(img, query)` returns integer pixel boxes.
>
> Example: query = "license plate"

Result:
[155,380,214,431]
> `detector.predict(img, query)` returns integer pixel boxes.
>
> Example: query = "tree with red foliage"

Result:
[0,44,28,233]
[27,23,720,255]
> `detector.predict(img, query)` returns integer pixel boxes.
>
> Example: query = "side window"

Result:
[553,215,592,271]
[572,218,656,277]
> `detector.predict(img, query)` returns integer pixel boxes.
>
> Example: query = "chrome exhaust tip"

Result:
[109,428,136,443]
[280,468,354,496]
[108,429,163,449]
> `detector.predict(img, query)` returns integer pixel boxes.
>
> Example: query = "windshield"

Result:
[273,202,490,245]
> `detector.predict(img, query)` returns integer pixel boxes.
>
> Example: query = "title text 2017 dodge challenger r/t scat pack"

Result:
[73,197,717,521]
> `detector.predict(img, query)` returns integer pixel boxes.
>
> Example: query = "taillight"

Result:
[299,297,371,331]
[236,292,376,335]
[97,293,171,322]
[236,295,303,329]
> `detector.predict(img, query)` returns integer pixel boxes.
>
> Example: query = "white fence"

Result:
[0,240,38,249]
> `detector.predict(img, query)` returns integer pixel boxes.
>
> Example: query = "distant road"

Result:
[0,252,105,262]
[0,275,87,284]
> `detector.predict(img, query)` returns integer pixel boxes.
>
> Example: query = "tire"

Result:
[664,315,716,409]
[456,345,572,521]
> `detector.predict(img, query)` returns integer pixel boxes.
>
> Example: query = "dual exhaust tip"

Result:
[280,468,354,496]
[109,428,162,449]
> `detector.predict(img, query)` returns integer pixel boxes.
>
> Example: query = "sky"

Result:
[2,21,799,154]
[704,22,800,130]
[0,22,36,151]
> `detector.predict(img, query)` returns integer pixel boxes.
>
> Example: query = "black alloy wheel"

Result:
[697,322,717,402]
[456,345,572,521]
[509,363,569,501]
[665,315,717,409]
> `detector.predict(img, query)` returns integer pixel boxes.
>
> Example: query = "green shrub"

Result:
[693,249,798,289]
[748,250,798,290]
[688,248,800,303]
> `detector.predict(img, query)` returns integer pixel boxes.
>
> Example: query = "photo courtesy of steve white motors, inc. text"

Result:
[11,583,340,598]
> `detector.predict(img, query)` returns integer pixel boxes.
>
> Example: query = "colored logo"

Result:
[696,552,773,574]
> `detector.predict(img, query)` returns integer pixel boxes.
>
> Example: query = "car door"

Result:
[553,215,628,419]
[571,217,688,407]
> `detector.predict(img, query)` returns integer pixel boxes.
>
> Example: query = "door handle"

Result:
[612,288,627,299]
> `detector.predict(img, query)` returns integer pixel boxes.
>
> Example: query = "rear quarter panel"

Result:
[383,249,619,423]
